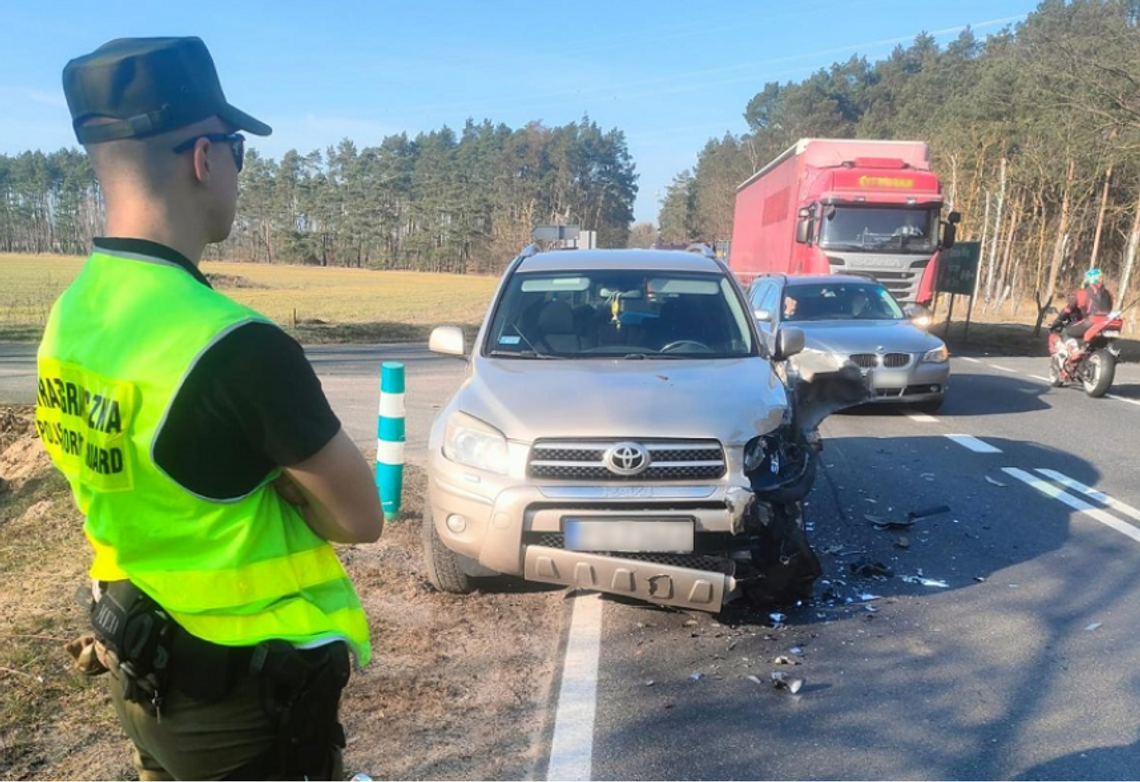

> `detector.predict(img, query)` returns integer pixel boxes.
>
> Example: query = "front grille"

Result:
[527,532,736,575]
[849,352,912,370]
[529,439,725,481]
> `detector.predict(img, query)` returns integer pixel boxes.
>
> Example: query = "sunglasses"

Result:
[172,132,245,172]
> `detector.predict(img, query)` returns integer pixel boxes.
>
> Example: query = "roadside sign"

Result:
[533,224,580,241]
[937,241,981,296]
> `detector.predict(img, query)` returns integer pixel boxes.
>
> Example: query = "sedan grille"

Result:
[848,352,913,370]
[529,439,726,481]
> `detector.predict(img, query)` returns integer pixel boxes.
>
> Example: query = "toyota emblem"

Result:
[604,442,650,476]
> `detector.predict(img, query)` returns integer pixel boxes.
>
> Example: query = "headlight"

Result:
[443,412,509,474]
[922,345,949,363]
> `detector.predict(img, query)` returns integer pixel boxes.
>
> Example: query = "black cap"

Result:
[62,37,271,145]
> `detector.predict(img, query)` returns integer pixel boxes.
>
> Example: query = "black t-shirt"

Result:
[94,238,341,500]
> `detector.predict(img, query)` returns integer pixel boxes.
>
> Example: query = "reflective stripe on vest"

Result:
[37,249,371,664]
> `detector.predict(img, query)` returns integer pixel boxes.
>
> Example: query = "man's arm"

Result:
[280,428,384,544]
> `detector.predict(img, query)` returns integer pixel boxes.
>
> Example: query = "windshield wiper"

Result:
[488,349,558,359]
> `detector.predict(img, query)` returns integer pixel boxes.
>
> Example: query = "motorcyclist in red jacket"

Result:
[1050,268,1114,341]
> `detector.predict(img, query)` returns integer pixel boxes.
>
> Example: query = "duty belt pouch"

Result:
[90,580,175,710]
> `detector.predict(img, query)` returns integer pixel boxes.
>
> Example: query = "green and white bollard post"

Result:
[376,361,405,520]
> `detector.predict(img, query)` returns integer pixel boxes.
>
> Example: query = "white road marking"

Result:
[990,364,1016,373]
[1107,394,1140,407]
[1035,469,1140,524]
[960,356,982,363]
[547,592,602,781]
[906,413,938,423]
[1003,468,1140,545]
[945,434,1003,453]
[1029,374,1052,383]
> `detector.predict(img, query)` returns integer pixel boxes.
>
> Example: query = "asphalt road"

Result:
[6,341,1140,779]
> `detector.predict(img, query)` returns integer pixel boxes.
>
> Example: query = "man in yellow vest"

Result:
[40,37,384,780]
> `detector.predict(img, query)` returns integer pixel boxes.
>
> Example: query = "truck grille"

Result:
[529,439,726,481]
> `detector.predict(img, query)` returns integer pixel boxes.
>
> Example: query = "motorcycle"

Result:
[1048,311,1124,398]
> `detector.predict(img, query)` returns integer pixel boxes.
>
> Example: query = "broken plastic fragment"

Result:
[858,593,882,602]
[689,673,703,682]
[645,679,656,687]
[770,670,804,694]
[773,655,796,665]
[746,675,763,685]
[984,475,1007,488]
[864,605,878,613]
[789,647,804,656]
[1086,622,1103,632]
[900,575,949,588]
[769,612,786,625]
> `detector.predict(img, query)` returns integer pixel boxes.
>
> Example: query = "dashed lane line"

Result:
[990,363,1016,373]
[1003,468,1140,545]
[1035,469,1140,523]
[906,413,938,423]
[547,592,602,781]
[1107,394,1140,406]
[960,356,983,363]
[945,434,1003,453]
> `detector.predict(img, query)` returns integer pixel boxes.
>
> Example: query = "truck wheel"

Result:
[1082,349,1116,398]
[421,508,473,594]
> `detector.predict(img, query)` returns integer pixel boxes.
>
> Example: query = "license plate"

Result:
[871,369,908,388]
[563,518,694,552]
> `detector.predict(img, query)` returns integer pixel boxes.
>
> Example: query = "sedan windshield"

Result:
[484,269,755,358]
[782,282,905,322]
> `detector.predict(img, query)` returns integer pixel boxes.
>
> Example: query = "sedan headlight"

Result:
[922,345,949,363]
[443,412,509,474]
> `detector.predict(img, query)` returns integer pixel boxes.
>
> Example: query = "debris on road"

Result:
[900,575,950,588]
[746,675,763,685]
[770,670,804,694]
[985,475,1007,488]
[1086,622,1103,632]
[849,558,893,578]
[689,673,703,682]
[769,612,786,627]
[773,655,799,665]
[894,536,910,549]
[866,504,950,531]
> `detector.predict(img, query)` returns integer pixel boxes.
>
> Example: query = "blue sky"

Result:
[2,1,1041,223]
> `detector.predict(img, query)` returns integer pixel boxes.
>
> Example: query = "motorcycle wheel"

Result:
[1048,354,1065,387]
[1082,349,1116,398]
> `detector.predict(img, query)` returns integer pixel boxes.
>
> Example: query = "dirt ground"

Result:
[0,406,566,781]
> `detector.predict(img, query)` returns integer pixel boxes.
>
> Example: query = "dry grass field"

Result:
[0,254,498,342]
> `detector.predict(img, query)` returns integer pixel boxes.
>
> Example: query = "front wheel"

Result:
[1048,354,1065,387]
[421,508,473,594]
[1082,349,1116,398]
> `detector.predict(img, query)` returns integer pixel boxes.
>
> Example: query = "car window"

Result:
[782,282,904,322]
[749,281,770,310]
[484,269,755,358]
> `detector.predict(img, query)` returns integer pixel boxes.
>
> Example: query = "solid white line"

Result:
[1003,468,1140,545]
[990,364,1016,373]
[960,356,982,364]
[547,592,602,782]
[945,434,1003,453]
[906,413,938,423]
[1035,469,1140,523]
[1107,394,1140,407]
[1028,374,1052,383]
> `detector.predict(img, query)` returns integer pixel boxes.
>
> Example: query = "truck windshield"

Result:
[484,270,755,359]
[819,207,937,253]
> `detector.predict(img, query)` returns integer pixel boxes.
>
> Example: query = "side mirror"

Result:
[773,327,805,361]
[429,325,466,356]
[941,210,961,249]
[755,309,773,323]
[795,206,814,245]
[905,303,933,330]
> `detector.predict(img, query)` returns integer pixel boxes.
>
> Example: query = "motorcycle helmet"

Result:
[1083,268,1103,287]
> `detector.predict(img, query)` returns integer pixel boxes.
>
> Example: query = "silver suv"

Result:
[422,247,849,612]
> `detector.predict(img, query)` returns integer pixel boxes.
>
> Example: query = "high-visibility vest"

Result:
[36,248,371,664]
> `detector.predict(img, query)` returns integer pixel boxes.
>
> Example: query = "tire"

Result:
[1082,349,1116,398]
[1048,355,1064,387]
[421,507,473,594]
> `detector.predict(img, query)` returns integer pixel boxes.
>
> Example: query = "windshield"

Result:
[818,206,937,253]
[484,269,755,358]
[782,282,905,322]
